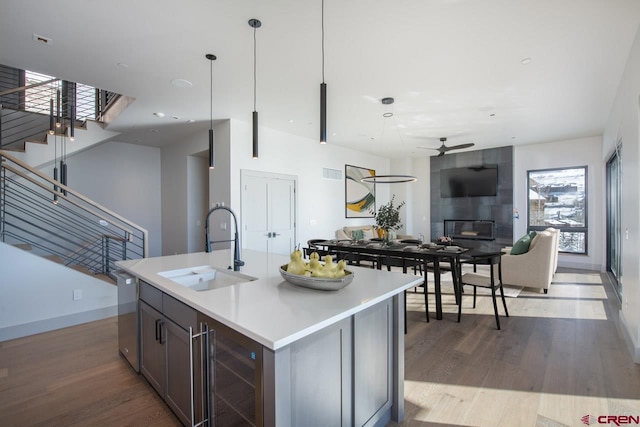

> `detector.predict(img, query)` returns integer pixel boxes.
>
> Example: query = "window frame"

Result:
[527,166,588,255]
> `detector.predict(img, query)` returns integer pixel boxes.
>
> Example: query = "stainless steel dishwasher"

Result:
[116,271,139,372]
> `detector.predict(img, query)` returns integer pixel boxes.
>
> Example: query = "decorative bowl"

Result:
[279,265,354,291]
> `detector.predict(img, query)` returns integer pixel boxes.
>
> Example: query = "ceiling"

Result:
[1,0,639,158]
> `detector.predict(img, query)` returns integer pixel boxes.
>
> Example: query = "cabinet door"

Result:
[140,301,165,395]
[164,319,195,426]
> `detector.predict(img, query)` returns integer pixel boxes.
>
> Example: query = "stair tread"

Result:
[13,243,33,251]
[43,254,65,264]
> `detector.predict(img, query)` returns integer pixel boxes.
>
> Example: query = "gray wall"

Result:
[64,141,163,257]
[430,146,513,250]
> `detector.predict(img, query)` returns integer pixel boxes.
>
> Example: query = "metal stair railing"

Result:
[1,65,121,150]
[0,149,148,278]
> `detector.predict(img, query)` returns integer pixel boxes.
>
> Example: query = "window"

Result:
[527,166,587,254]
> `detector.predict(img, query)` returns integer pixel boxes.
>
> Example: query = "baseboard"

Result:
[557,260,602,271]
[618,309,640,364]
[0,305,117,342]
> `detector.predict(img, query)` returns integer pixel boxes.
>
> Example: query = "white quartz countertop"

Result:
[116,250,422,350]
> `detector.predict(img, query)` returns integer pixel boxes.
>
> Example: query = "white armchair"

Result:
[498,229,559,293]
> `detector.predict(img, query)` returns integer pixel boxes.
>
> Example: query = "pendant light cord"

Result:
[210,59,213,129]
[253,26,257,111]
[321,0,325,83]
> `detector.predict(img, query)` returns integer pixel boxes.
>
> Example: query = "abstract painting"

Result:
[345,164,375,218]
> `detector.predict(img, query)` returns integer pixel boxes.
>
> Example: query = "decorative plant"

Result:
[372,195,406,232]
[436,235,453,244]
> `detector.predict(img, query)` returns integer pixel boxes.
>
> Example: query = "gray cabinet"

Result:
[263,298,394,427]
[136,279,401,427]
[139,300,165,394]
[139,281,201,426]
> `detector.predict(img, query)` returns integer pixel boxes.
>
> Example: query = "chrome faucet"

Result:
[205,205,245,271]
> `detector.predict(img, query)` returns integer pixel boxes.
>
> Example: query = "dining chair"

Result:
[457,254,508,330]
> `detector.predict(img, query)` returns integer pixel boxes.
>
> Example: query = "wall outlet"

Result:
[73,289,82,301]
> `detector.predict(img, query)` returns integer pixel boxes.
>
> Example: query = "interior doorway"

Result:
[240,170,297,256]
[606,143,622,299]
[187,153,209,253]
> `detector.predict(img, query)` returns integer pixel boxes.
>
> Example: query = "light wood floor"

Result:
[1,268,639,426]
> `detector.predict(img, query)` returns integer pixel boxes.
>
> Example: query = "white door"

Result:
[241,171,296,255]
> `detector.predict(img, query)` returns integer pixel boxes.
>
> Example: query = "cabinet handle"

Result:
[158,320,165,344]
[189,323,211,427]
[155,318,161,341]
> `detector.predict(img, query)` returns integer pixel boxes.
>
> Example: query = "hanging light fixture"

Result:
[69,103,75,141]
[249,18,261,159]
[360,97,417,184]
[206,53,217,169]
[53,112,59,204]
[319,0,327,144]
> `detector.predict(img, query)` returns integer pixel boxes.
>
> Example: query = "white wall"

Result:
[409,157,431,241]
[603,25,640,362]
[228,119,391,248]
[513,136,604,271]
[161,121,231,256]
[63,141,162,257]
[0,242,116,341]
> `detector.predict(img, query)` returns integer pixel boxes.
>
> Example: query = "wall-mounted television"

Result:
[440,165,498,198]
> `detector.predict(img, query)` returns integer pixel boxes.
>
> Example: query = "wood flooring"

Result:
[1,268,639,426]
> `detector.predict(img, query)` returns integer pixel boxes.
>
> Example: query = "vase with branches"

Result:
[371,195,405,244]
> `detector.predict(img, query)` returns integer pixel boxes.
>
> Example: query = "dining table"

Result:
[316,239,504,321]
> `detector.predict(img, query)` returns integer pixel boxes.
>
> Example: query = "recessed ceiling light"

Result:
[187,119,196,123]
[117,62,129,69]
[171,78,193,88]
[288,119,294,123]
[332,133,337,136]
[172,116,180,120]
[153,112,165,118]
[521,57,532,65]
[150,129,159,133]
[490,113,496,117]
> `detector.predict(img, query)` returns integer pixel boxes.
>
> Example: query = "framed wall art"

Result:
[345,164,376,218]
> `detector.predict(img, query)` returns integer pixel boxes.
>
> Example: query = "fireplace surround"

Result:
[444,219,495,241]
[430,146,513,251]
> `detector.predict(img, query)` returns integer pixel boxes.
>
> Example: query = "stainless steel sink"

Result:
[158,266,256,291]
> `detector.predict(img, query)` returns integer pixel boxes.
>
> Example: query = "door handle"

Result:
[265,232,272,238]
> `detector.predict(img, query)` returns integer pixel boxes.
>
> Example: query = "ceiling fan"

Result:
[418,137,475,157]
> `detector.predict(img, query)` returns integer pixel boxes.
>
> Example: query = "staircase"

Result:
[0,65,144,279]
[0,65,126,160]
[0,149,148,280]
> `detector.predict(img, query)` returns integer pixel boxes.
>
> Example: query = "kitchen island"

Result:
[117,249,422,427]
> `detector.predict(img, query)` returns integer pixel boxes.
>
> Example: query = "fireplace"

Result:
[444,219,495,241]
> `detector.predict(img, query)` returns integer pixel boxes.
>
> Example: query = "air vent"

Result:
[322,168,342,180]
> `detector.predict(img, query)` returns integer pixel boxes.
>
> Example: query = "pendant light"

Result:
[249,18,261,159]
[319,0,327,144]
[360,97,417,184]
[206,53,217,169]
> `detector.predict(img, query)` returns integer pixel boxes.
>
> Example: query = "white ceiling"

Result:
[1,0,639,158]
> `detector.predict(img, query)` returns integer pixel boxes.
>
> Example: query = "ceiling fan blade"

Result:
[438,151,445,157]
[443,143,475,151]
[416,146,439,150]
